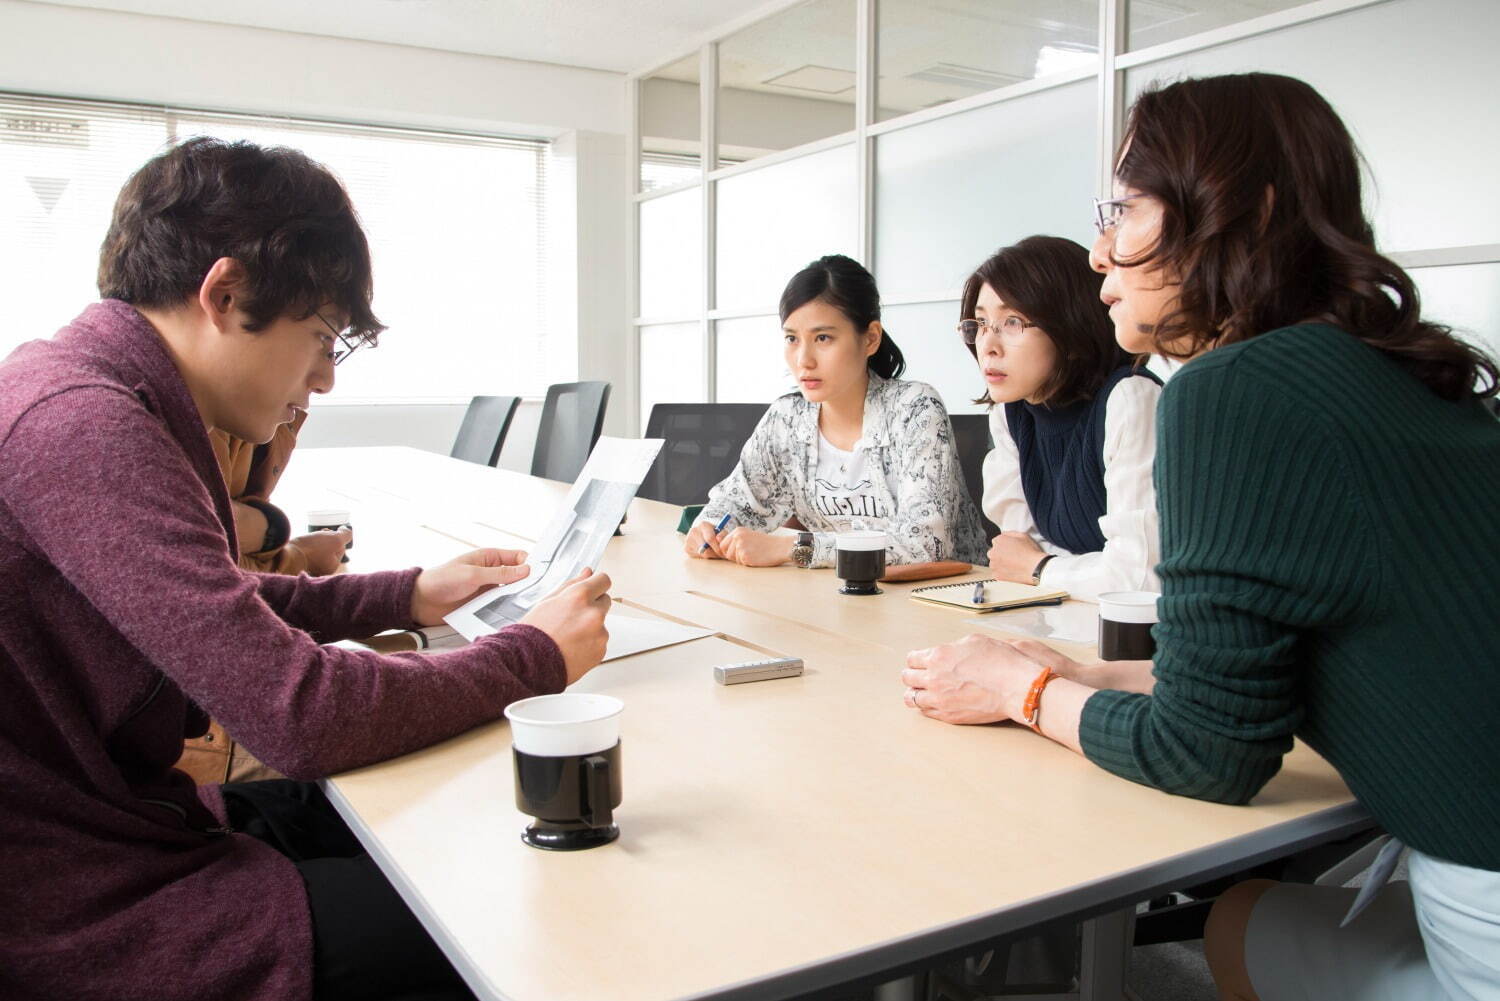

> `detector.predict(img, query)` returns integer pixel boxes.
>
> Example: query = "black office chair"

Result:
[949,413,1000,543]
[450,395,520,467]
[530,381,611,483]
[639,403,769,506]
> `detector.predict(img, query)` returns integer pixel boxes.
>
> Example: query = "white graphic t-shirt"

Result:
[813,434,896,520]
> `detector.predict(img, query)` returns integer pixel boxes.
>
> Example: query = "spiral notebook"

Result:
[909,578,1068,612]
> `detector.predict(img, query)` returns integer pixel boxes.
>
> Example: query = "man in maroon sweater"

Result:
[0,138,612,1001]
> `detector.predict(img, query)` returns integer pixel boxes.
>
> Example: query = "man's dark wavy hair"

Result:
[1115,72,1495,401]
[98,136,384,342]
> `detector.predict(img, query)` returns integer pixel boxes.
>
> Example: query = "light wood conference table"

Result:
[276,446,1371,1001]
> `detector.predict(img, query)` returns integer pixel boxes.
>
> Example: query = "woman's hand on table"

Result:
[519,568,613,683]
[901,633,1040,725]
[987,531,1047,585]
[684,520,728,559]
[718,528,795,567]
[294,528,352,576]
[409,547,531,626]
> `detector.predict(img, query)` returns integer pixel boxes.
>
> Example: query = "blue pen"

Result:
[972,580,986,604]
[701,513,733,553]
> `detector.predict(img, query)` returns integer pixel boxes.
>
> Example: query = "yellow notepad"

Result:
[909,578,1068,612]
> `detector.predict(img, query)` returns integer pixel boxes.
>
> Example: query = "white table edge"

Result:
[320,777,513,1001]
[322,775,1372,1001]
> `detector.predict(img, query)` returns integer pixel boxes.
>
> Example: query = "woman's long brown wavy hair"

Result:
[1114,73,1497,401]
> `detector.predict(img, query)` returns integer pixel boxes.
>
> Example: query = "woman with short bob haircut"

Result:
[901,73,1500,1001]
[961,235,1160,601]
[687,254,985,569]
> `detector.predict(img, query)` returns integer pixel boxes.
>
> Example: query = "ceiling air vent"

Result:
[906,62,1024,93]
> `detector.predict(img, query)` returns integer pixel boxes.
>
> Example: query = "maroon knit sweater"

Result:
[0,301,566,1001]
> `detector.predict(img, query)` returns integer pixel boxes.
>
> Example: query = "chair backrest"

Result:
[531,381,611,483]
[450,395,520,467]
[949,413,1000,543]
[639,403,770,506]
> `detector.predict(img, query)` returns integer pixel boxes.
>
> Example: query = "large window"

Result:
[0,93,552,404]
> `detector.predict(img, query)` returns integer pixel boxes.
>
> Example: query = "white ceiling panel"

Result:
[26,0,765,73]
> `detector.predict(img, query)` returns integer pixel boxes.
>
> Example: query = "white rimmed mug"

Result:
[504,693,623,851]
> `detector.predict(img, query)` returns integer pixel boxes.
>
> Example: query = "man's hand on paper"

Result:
[520,568,613,684]
[410,548,532,626]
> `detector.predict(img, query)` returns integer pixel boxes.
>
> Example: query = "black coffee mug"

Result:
[512,742,623,851]
[836,530,888,596]
[505,693,624,851]
[1098,591,1159,661]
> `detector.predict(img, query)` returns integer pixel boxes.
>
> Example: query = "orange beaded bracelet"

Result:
[1021,666,1058,732]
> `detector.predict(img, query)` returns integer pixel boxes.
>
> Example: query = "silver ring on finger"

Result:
[911,688,922,710]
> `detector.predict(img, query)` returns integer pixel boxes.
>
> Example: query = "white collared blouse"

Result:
[700,374,987,568]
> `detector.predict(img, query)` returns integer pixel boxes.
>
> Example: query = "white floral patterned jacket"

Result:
[700,374,987,568]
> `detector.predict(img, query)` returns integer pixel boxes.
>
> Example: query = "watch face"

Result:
[792,545,813,567]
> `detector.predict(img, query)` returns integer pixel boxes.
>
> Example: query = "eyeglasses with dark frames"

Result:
[956,315,1037,346]
[315,311,370,366]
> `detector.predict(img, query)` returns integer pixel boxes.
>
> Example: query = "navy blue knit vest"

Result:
[1004,365,1158,554]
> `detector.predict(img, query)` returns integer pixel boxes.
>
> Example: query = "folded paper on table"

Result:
[602,610,713,663]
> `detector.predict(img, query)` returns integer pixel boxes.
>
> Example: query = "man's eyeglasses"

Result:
[957,315,1037,346]
[315,311,370,367]
[1092,195,1138,237]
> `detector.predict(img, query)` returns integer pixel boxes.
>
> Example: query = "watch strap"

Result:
[1030,553,1057,586]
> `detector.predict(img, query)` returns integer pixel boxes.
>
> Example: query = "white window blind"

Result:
[1,93,552,403]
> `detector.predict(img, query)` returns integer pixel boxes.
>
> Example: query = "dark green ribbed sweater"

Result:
[1079,322,1500,871]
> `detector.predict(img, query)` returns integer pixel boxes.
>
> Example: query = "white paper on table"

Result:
[602,610,714,663]
[965,600,1099,645]
[402,613,710,661]
[446,437,664,641]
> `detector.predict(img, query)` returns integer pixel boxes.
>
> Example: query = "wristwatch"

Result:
[1030,553,1057,586]
[791,532,815,569]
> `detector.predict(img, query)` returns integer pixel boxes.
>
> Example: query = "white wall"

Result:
[1,0,634,454]
[296,399,543,472]
[552,130,633,440]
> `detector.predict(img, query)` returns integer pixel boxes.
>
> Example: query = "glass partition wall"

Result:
[628,0,1500,434]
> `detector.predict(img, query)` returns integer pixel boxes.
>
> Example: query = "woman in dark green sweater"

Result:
[900,73,1500,1001]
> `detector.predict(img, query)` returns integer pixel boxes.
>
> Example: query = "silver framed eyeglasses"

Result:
[956,315,1036,346]
[315,311,369,366]
[1092,195,1138,236]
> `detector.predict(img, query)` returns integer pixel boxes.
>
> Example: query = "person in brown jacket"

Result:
[213,410,350,576]
[181,412,355,784]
